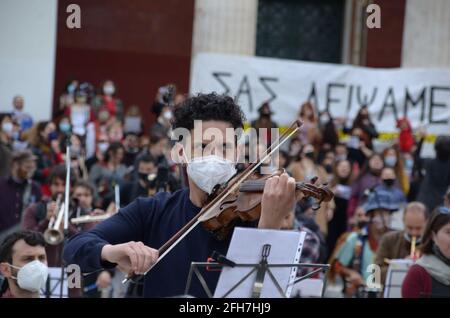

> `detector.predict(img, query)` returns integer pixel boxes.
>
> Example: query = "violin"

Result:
[123,119,335,283]
[201,169,334,240]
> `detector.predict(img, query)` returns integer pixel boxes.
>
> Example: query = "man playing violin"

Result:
[63,93,297,297]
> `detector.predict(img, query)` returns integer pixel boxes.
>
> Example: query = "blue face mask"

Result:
[67,83,77,94]
[384,156,397,167]
[405,158,414,170]
[48,131,59,142]
[59,123,71,133]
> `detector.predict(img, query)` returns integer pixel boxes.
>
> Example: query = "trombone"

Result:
[44,194,65,245]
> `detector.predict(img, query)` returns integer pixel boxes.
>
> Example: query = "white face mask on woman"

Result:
[9,260,48,292]
[186,154,236,194]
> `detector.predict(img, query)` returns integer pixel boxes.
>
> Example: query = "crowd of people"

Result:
[0,79,449,298]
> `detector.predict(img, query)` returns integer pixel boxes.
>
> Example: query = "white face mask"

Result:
[103,85,115,95]
[186,154,236,194]
[371,214,390,231]
[162,111,173,121]
[2,122,14,135]
[9,260,48,292]
[98,142,109,153]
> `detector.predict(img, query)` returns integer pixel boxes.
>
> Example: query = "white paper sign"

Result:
[191,53,450,136]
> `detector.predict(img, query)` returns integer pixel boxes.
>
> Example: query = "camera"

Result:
[158,84,176,106]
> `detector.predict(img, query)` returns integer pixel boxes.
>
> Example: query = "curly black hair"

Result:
[173,93,245,132]
[0,230,45,263]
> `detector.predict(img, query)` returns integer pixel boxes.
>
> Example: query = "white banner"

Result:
[190,53,450,135]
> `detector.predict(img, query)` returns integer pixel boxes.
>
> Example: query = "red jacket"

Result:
[397,118,415,153]
[402,264,432,298]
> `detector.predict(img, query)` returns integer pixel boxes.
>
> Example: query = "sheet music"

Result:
[213,227,306,298]
[383,259,413,298]
[40,267,68,298]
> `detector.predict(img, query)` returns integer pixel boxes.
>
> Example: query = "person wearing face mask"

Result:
[0,113,14,178]
[151,104,174,139]
[372,167,406,210]
[0,230,48,298]
[58,80,78,117]
[346,127,373,169]
[21,165,78,268]
[375,202,428,287]
[122,155,180,208]
[347,153,384,225]
[327,159,354,259]
[120,155,158,207]
[85,136,109,172]
[64,93,298,298]
[382,145,409,195]
[93,80,124,122]
[331,189,397,297]
[0,150,42,242]
[27,121,64,185]
[402,207,450,298]
[58,116,72,137]
[65,83,95,140]
[320,150,335,182]
[296,102,320,147]
[343,105,378,150]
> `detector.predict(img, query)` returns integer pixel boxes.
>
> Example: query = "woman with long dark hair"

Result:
[346,153,384,225]
[382,144,409,195]
[346,105,378,150]
[402,207,450,298]
[327,159,354,258]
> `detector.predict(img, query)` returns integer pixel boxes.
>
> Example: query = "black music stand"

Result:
[184,250,330,298]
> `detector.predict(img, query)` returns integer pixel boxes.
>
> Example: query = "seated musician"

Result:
[374,202,428,286]
[63,93,297,297]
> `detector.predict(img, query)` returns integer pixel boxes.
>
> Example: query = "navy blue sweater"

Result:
[63,188,236,297]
